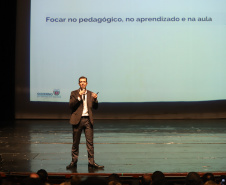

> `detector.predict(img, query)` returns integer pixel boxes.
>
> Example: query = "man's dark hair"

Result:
[79,76,87,83]
[37,169,48,183]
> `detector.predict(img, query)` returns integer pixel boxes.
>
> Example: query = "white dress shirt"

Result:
[78,90,89,116]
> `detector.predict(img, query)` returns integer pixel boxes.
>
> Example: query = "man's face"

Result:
[79,78,87,90]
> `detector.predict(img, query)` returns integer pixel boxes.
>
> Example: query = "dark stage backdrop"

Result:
[15,0,226,119]
[2,0,16,122]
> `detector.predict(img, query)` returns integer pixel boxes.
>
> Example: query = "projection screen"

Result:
[30,0,226,103]
[15,0,226,119]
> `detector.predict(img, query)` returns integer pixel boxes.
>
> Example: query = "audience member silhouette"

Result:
[202,173,215,184]
[140,173,152,185]
[2,169,226,185]
[185,172,203,185]
[108,174,122,185]
[204,181,217,185]
[37,169,50,185]
[152,171,167,185]
[80,176,107,185]
[22,174,44,185]
[219,176,226,185]
[71,175,81,185]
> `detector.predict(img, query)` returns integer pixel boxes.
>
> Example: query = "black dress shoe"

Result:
[88,162,104,169]
[66,162,77,169]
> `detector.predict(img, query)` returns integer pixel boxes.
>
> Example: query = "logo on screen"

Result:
[53,89,60,96]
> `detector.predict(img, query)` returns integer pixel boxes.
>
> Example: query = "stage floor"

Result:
[0,119,226,175]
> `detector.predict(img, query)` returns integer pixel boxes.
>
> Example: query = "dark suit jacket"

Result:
[69,89,98,125]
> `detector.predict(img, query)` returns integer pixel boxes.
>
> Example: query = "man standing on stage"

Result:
[66,76,104,169]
